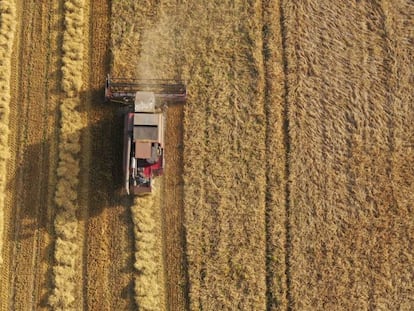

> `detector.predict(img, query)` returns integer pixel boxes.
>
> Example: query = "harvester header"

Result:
[105,75,186,106]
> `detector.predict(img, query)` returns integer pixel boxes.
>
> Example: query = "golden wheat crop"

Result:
[283,0,414,309]
[0,0,17,267]
[111,0,161,78]
[132,180,166,311]
[48,0,85,309]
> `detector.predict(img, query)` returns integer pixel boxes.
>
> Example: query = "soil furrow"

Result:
[78,1,90,309]
[278,1,294,309]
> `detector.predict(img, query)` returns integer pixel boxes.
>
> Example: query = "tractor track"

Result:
[278,1,293,309]
[261,0,291,310]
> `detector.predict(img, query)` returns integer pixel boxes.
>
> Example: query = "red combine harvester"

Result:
[105,75,186,195]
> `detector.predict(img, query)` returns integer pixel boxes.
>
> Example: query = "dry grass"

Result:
[0,0,17,267]
[132,180,166,311]
[48,0,85,309]
[283,0,414,309]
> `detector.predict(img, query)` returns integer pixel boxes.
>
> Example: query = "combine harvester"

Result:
[105,75,186,195]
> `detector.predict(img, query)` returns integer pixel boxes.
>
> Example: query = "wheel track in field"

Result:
[79,1,91,309]
[261,0,291,310]
[278,1,293,310]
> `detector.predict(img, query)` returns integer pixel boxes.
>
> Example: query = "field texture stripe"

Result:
[185,1,268,309]
[37,0,64,307]
[278,1,296,309]
[78,0,90,308]
[179,6,209,307]
[261,0,290,309]
[48,0,85,309]
[0,0,17,267]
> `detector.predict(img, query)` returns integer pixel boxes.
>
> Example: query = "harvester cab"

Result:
[105,75,186,195]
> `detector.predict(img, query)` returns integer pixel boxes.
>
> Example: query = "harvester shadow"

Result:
[8,87,136,307]
[9,89,127,232]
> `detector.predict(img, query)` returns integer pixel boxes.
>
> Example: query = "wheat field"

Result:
[0,0,413,310]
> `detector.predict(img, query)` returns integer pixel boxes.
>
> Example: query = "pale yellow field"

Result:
[0,0,413,310]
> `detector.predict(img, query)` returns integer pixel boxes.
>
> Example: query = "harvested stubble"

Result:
[49,0,85,309]
[283,0,414,309]
[0,0,17,266]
